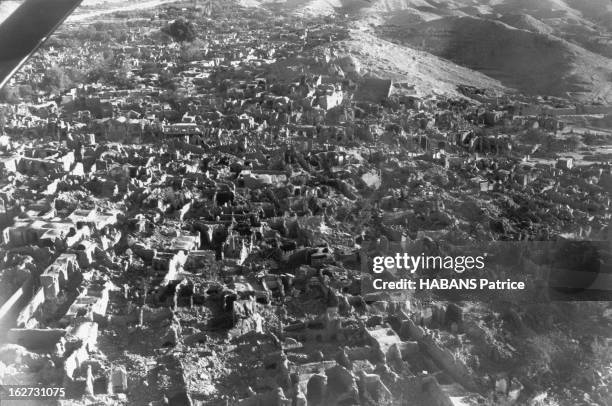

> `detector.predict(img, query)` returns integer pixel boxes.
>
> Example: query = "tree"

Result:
[160,89,186,110]
[159,71,178,91]
[41,66,72,94]
[0,87,19,103]
[86,56,134,89]
[72,68,87,83]
[87,56,114,83]
[17,85,35,101]
[162,18,197,42]
[141,62,161,76]
[108,66,134,89]
[180,38,208,62]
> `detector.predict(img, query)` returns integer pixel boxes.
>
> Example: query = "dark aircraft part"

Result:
[0,0,83,89]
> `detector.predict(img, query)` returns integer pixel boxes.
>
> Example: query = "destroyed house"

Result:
[73,240,98,268]
[40,253,80,300]
[0,154,20,173]
[161,123,202,138]
[67,209,117,231]
[18,156,70,175]
[184,250,216,273]
[318,89,343,111]
[283,317,344,343]
[170,233,201,252]
[228,276,270,304]
[3,219,75,247]
[62,282,110,323]
[556,157,574,171]
[238,169,288,188]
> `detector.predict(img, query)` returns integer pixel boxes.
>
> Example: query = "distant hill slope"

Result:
[382,16,612,101]
[336,29,506,97]
[497,14,555,35]
[258,0,612,28]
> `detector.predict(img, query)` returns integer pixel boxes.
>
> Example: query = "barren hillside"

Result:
[337,29,507,97]
[379,16,612,101]
[497,14,555,35]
